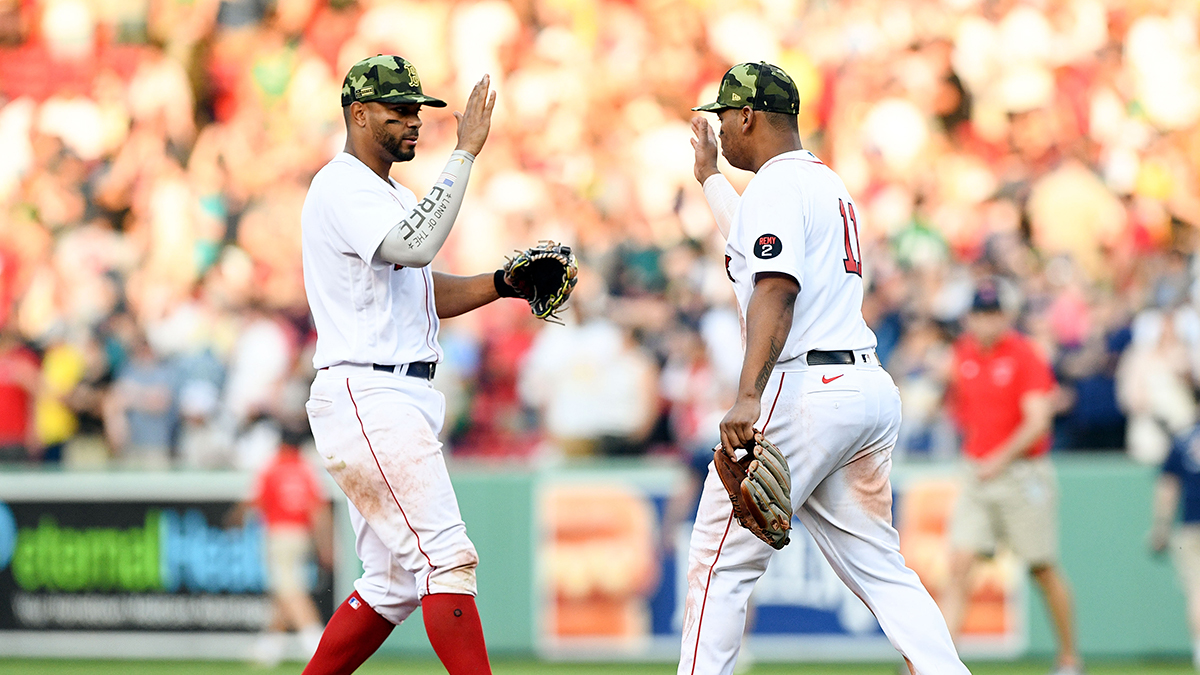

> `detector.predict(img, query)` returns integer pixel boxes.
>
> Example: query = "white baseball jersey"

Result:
[302,152,443,369]
[302,150,478,620]
[679,149,969,675]
[724,149,876,360]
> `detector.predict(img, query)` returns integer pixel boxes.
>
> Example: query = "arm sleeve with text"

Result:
[326,177,409,265]
[737,174,805,289]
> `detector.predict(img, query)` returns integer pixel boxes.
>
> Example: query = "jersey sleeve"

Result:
[320,168,408,264]
[1164,441,1187,477]
[1015,339,1056,397]
[250,465,270,510]
[946,341,967,428]
[737,174,805,289]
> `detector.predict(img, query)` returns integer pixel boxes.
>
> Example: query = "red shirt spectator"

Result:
[950,330,1056,461]
[0,333,40,450]
[253,445,327,530]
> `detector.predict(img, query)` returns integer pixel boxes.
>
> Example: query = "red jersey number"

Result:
[839,198,862,277]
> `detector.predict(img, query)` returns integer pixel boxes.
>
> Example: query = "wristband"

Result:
[494,269,521,298]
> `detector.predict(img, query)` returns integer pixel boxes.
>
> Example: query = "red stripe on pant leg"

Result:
[689,510,735,675]
[762,372,785,433]
[691,372,782,667]
[347,379,438,595]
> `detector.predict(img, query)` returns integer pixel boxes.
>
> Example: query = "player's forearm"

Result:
[432,271,500,319]
[377,150,475,268]
[989,425,1042,466]
[989,395,1053,464]
[736,274,798,401]
[702,173,739,239]
[1152,475,1181,531]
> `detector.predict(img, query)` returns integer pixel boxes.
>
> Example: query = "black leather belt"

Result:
[806,350,856,366]
[373,362,436,380]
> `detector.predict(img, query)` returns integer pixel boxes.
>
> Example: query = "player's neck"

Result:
[748,135,804,173]
[344,139,394,184]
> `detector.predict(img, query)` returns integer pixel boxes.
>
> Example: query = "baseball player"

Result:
[298,56,504,675]
[679,62,970,675]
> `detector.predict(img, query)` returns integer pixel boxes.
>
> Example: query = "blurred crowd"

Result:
[0,0,1198,471]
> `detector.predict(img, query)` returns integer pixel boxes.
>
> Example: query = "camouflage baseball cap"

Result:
[340,55,447,108]
[693,62,800,115]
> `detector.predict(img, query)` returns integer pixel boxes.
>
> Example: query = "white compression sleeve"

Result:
[377,149,475,268]
[702,173,740,239]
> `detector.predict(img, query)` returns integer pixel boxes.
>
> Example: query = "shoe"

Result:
[300,625,324,658]
[251,632,286,668]
[1049,665,1085,675]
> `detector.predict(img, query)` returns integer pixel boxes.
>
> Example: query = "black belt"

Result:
[806,350,859,366]
[373,362,437,380]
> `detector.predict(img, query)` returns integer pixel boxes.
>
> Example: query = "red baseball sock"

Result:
[302,591,394,675]
[421,593,492,674]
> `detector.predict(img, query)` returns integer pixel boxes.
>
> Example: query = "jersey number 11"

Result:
[839,198,862,277]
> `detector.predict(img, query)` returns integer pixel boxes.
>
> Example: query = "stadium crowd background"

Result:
[0,0,1198,473]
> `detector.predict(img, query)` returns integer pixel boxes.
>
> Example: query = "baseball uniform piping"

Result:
[689,511,735,675]
[346,379,438,594]
[689,374,786,674]
[421,271,441,360]
[762,373,785,431]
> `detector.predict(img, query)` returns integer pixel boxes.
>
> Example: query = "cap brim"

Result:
[691,102,726,112]
[376,94,448,108]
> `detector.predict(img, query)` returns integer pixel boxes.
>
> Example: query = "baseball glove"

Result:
[713,433,792,549]
[503,241,578,323]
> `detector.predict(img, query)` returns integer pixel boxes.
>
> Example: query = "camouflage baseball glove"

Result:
[713,433,792,549]
[503,241,578,322]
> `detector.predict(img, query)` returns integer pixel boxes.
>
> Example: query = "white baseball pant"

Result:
[305,366,479,624]
[678,353,969,675]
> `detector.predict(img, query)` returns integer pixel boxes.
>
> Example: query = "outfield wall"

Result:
[374,455,1192,662]
[0,455,1188,661]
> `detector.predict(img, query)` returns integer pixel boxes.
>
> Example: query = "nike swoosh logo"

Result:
[821,374,844,384]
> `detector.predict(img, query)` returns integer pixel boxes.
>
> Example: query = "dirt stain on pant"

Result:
[843,450,893,523]
[429,554,479,596]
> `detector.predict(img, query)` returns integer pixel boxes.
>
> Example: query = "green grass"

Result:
[0,660,1193,675]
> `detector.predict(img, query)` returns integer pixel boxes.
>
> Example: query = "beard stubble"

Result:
[373,120,415,163]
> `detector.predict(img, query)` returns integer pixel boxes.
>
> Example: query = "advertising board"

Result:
[0,473,334,659]
[533,465,1026,662]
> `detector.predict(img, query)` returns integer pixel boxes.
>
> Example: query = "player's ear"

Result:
[347,101,368,128]
[741,107,754,133]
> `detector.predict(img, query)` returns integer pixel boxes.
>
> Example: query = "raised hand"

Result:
[690,116,720,185]
[454,74,497,157]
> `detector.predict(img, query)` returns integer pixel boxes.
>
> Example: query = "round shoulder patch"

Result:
[754,234,783,259]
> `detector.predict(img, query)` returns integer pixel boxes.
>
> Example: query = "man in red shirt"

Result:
[941,280,1082,675]
[0,327,40,463]
[241,430,334,667]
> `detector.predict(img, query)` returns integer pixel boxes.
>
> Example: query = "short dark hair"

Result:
[764,112,798,133]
